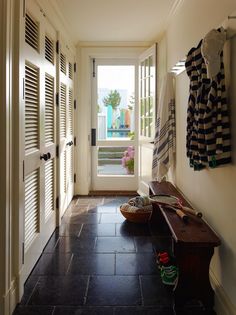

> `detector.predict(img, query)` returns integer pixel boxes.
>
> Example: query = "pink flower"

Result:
[121,157,126,167]
[127,146,134,155]
[129,150,135,159]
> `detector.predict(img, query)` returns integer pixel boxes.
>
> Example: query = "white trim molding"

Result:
[74,45,146,195]
[0,0,14,314]
[210,269,236,315]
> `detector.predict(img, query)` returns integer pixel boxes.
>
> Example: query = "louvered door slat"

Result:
[68,89,73,135]
[60,83,66,138]
[45,74,54,144]
[60,53,66,74]
[25,13,39,51]
[45,35,54,64]
[45,160,54,221]
[24,169,39,251]
[68,62,73,79]
[68,146,73,183]
[25,63,39,153]
[64,151,66,193]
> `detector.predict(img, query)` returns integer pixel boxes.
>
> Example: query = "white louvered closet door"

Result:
[21,0,57,284]
[58,43,74,217]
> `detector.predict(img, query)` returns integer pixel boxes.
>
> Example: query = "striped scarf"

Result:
[152,73,176,181]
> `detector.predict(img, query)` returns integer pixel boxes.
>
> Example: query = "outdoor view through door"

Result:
[92,60,138,191]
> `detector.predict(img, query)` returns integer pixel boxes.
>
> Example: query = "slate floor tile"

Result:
[68,253,115,275]
[88,205,117,214]
[79,224,116,238]
[134,237,155,252]
[58,224,83,236]
[116,221,151,237]
[114,306,174,315]
[134,236,172,253]
[175,306,217,315]
[70,206,89,215]
[116,253,158,275]
[20,276,39,305]
[43,233,59,253]
[13,305,54,315]
[54,306,114,315]
[86,276,141,306]
[100,213,125,224]
[76,198,102,205]
[28,276,88,305]
[31,253,72,275]
[55,236,96,253]
[63,213,101,224]
[94,237,136,253]
[140,275,173,306]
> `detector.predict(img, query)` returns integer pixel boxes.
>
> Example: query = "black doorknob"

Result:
[40,152,51,161]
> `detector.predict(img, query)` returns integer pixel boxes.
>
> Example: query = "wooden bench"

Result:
[149,181,221,312]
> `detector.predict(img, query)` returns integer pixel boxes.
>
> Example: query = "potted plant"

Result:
[122,146,134,174]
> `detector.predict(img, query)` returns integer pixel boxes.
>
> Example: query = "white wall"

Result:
[162,1,236,313]
[166,0,236,70]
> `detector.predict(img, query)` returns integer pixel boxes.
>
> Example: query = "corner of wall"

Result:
[210,269,236,315]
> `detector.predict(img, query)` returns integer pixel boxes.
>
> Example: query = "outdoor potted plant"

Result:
[122,146,134,174]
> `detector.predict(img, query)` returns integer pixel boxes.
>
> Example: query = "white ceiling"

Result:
[54,0,182,43]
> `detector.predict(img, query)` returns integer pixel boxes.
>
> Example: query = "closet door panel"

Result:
[58,43,74,218]
[20,0,57,286]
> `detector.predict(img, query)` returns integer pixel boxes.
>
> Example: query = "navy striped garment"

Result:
[185,40,231,170]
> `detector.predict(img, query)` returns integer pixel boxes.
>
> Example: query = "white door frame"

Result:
[138,44,158,195]
[76,46,147,195]
[91,58,138,191]
[0,0,15,314]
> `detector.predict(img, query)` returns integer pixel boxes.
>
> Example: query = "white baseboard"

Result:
[210,269,236,315]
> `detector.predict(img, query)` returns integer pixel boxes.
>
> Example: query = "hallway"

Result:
[13,196,214,315]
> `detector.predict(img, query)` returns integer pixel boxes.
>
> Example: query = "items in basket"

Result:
[119,196,153,223]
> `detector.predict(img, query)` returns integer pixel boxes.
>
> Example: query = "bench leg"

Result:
[173,245,215,311]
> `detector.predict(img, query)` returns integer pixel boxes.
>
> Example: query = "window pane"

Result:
[98,146,135,175]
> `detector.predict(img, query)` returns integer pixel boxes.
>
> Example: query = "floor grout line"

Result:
[65,253,74,274]
[139,275,144,307]
[83,275,91,305]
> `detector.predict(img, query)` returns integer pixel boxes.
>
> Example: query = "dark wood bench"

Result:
[149,181,221,312]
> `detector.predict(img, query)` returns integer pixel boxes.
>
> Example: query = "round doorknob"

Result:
[40,152,51,161]
[67,141,73,146]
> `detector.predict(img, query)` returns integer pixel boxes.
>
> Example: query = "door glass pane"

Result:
[98,146,135,175]
[97,65,135,140]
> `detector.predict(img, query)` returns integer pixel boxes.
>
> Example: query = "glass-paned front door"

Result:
[91,59,138,191]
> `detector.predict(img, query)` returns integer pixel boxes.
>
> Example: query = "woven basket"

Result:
[120,208,152,224]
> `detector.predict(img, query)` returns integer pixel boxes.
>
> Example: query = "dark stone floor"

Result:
[13,196,216,315]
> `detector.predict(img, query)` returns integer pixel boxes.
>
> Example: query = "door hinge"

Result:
[56,92,59,106]
[23,160,25,182]
[74,173,76,183]
[56,145,59,158]
[74,63,76,72]
[92,58,96,78]
[74,100,76,110]
[74,137,76,146]
[56,40,59,54]
[56,196,59,209]
[22,242,25,264]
